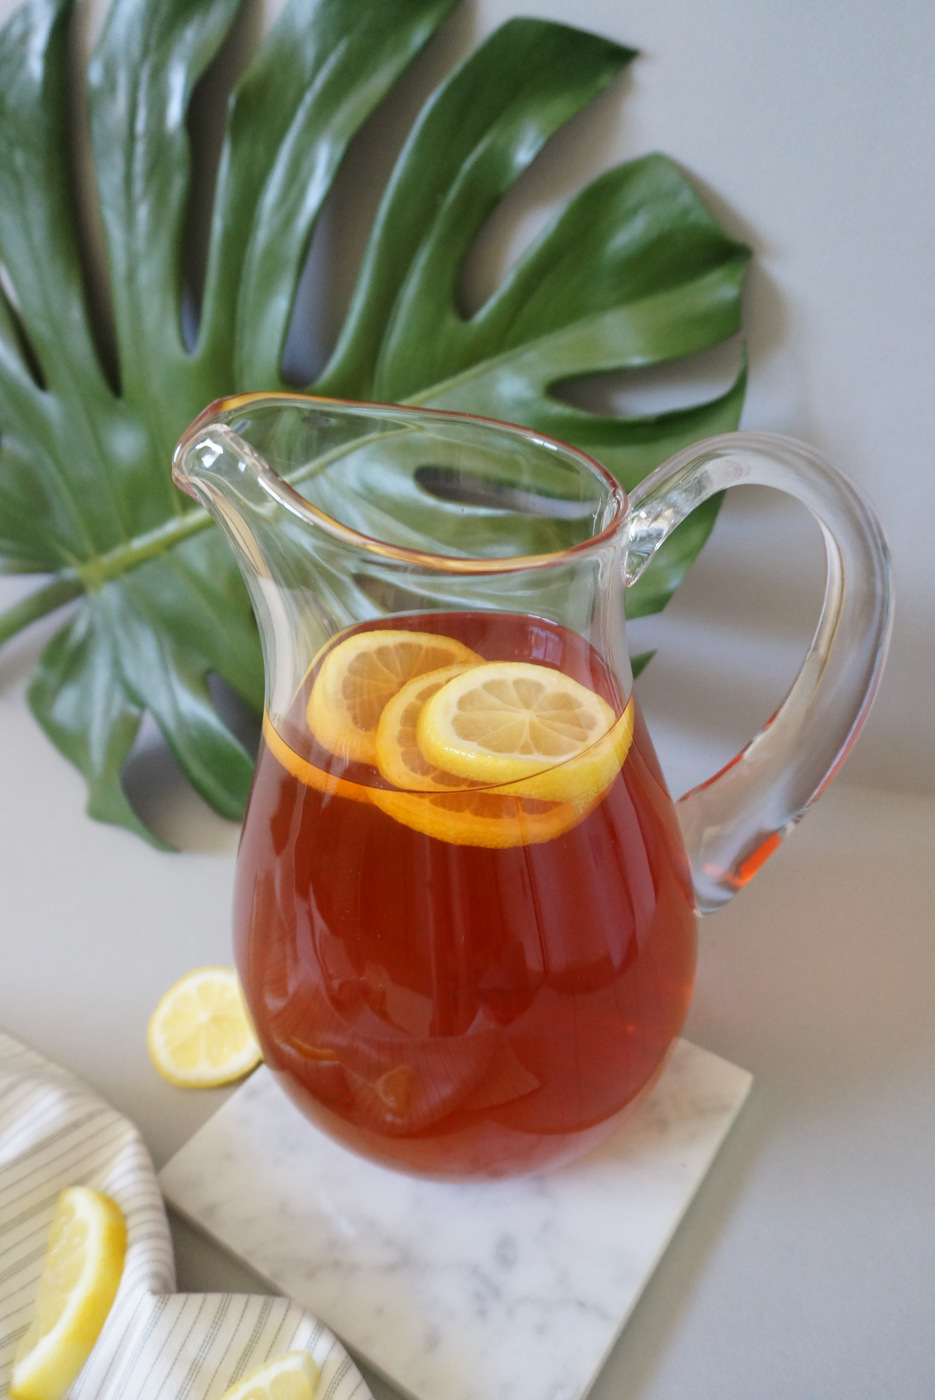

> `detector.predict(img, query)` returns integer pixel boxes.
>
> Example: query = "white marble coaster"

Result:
[160,1039,750,1400]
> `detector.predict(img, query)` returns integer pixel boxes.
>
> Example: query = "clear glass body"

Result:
[174,395,891,1179]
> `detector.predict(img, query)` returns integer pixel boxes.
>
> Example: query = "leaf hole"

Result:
[456,71,629,321]
[291,3,476,384]
[280,212,335,386]
[63,3,121,393]
[351,573,440,616]
[120,711,240,854]
[120,677,259,852]
[181,1,263,350]
[414,464,600,520]
[206,672,262,756]
[0,265,47,390]
[551,336,745,419]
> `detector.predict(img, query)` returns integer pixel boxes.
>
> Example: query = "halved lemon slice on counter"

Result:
[306,629,482,764]
[147,966,262,1088]
[217,1349,319,1400]
[11,1186,126,1400]
[417,660,634,804]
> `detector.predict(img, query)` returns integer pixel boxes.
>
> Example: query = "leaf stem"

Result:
[0,509,216,651]
[0,575,83,646]
[72,506,212,589]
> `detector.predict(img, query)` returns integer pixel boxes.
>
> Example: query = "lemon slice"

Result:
[372,661,595,845]
[417,661,634,803]
[371,785,593,847]
[374,663,482,791]
[217,1350,319,1400]
[11,1186,126,1400]
[261,713,373,805]
[147,966,262,1088]
[306,628,482,764]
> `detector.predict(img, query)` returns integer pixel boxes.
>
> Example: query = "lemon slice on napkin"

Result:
[10,1186,126,1400]
[217,1349,320,1400]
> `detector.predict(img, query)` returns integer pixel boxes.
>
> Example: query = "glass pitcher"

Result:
[173,394,891,1180]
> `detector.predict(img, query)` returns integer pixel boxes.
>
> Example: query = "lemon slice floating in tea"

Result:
[147,966,262,1088]
[371,784,592,847]
[261,714,373,806]
[374,662,483,791]
[417,660,634,805]
[307,628,482,764]
[216,1349,319,1400]
[11,1186,126,1400]
[371,661,594,845]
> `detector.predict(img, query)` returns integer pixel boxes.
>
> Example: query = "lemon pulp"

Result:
[11,1187,126,1400]
[147,966,262,1088]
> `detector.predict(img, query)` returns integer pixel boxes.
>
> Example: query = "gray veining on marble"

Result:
[160,1039,751,1400]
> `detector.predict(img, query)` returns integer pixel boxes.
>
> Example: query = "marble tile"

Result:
[159,1039,750,1400]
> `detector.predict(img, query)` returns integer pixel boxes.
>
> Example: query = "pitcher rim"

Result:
[175,392,630,575]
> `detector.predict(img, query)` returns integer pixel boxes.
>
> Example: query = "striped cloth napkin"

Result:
[0,1030,372,1400]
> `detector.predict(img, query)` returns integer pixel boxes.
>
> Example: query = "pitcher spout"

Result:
[172,396,380,717]
[173,402,285,575]
[172,392,631,724]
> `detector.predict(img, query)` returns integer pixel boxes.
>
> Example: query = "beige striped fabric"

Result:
[0,1031,371,1400]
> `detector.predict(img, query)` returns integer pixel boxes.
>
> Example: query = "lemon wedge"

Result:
[417,661,634,804]
[217,1350,320,1400]
[147,966,262,1088]
[306,629,482,764]
[10,1186,126,1400]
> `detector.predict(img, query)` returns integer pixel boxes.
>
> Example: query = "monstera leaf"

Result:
[0,0,750,845]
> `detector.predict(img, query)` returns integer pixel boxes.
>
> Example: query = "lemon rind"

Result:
[146,967,262,1089]
[11,1187,127,1400]
[217,1349,319,1400]
[306,629,482,764]
[373,662,483,792]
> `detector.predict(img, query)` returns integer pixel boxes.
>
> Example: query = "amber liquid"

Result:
[234,612,697,1179]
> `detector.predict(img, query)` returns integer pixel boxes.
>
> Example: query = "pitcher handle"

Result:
[625,430,893,914]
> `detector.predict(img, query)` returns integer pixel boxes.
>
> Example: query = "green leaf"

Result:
[318,25,748,614]
[0,0,749,843]
[199,0,461,385]
[319,19,637,396]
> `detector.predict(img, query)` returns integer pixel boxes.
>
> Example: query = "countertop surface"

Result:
[1,626,933,1400]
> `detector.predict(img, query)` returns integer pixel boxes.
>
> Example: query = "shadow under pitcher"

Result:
[173,396,892,1180]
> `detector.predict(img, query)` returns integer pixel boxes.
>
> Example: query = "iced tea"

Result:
[234,611,696,1179]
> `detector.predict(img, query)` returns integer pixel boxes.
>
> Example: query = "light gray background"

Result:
[1,2,933,1398]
